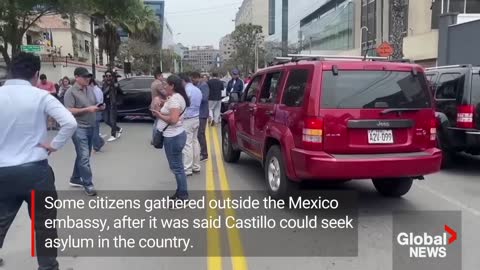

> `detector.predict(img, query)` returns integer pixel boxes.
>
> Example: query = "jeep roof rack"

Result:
[270,54,414,67]
[425,64,472,71]
[287,54,388,61]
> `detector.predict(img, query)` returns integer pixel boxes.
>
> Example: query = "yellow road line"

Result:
[206,127,222,270]
[211,127,248,270]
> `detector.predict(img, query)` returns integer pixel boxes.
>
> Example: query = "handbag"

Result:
[152,108,186,149]
[152,125,169,149]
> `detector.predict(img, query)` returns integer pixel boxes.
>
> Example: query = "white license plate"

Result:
[368,130,394,144]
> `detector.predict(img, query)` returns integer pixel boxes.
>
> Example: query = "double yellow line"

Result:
[205,126,248,270]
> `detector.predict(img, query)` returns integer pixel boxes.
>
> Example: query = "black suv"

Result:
[425,65,480,166]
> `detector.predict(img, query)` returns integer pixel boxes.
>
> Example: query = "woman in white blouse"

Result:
[151,75,191,200]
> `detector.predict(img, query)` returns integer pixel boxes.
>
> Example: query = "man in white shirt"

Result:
[0,53,78,270]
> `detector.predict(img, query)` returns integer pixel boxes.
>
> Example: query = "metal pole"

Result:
[90,17,96,79]
[441,0,444,14]
[380,0,384,42]
[309,37,312,54]
[464,0,467,13]
[254,35,259,71]
[447,0,450,13]
[281,0,288,56]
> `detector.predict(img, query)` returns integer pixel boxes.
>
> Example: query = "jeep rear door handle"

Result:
[249,107,256,113]
[266,110,274,116]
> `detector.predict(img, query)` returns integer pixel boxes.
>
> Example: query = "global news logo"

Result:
[396,225,457,258]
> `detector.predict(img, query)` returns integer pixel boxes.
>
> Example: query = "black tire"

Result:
[437,133,458,168]
[441,151,454,168]
[265,145,297,199]
[372,178,413,197]
[222,125,241,163]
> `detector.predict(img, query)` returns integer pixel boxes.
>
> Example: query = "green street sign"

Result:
[21,45,42,53]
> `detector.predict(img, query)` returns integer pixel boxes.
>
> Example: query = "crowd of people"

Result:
[0,52,251,270]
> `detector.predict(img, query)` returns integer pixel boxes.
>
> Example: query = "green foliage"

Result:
[230,23,264,74]
[0,0,66,65]
[0,0,159,68]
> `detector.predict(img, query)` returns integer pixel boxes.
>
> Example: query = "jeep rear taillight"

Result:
[457,105,475,129]
[302,118,323,149]
[430,118,437,142]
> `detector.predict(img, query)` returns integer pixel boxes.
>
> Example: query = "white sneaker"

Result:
[100,134,107,139]
[107,136,117,142]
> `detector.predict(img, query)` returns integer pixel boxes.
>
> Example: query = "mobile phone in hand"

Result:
[97,103,105,107]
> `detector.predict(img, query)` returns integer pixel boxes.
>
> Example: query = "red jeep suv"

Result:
[221,56,442,199]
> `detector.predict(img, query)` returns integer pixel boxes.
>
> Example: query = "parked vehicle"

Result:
[425,65,480,167]
[222,55,442,199]
[116,76,155,120]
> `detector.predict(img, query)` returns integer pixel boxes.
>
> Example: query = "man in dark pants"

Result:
[191,72,210,161]
[0,53,77,270]
[102,70,122,142]
[207,72,225,126]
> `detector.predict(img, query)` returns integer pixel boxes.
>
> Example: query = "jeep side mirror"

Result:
[229,92,240,103]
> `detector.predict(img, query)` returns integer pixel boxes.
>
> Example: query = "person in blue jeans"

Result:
[89,78,105,152]
[150,75,190,200]
[63,67,104,196]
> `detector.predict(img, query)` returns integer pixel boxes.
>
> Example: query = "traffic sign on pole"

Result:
[376,42,394,57]
[20,45,43,53]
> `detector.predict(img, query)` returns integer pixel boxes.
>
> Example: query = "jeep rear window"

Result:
[321,71,432,109]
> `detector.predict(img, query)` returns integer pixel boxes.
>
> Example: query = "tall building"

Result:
[219,34,235,63]
[144,0,165,47]
[184,46,220,72]
[267,0,480,66]
[235,0,269,34]
[163,22,174,49]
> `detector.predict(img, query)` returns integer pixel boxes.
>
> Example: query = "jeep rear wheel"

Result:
[372,178,413,197]
[222,125,240,163]
[265,146,297,199]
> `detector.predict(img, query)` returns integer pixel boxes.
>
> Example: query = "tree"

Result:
[390,0,408,59]
[0,0,65,66]
[263,41,298,66]
[118,38,159,75]
[230,23,264,75]
[92,0,160,69]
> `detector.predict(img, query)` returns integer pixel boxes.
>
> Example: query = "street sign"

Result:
[21,45,42,53]
[376,42,394,57]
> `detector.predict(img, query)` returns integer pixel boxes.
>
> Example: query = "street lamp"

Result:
[360,26,369,54]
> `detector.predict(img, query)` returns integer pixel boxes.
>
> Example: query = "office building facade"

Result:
[235,0,270,34]
[219,34,235,63]
[184,46,220,72]
[267,0,480,66]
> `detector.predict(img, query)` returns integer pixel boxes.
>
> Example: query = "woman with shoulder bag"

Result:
[150,75,190,201]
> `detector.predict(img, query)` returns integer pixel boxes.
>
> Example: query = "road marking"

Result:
[211,127,248,270]
[206,127,223,270]
[414,182,480,217]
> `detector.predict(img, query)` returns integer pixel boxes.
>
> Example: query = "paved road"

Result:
[3,121,480,270]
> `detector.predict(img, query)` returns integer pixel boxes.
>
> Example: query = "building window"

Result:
[85,40,90,53]
[431,0,480,29]
[300,0,355,51]
[268,0,276,35]
[361,0,377,55]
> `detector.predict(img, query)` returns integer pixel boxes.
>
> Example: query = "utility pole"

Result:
[254,33,259,71]
[281,0,288,56]
[90,16,96,79]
